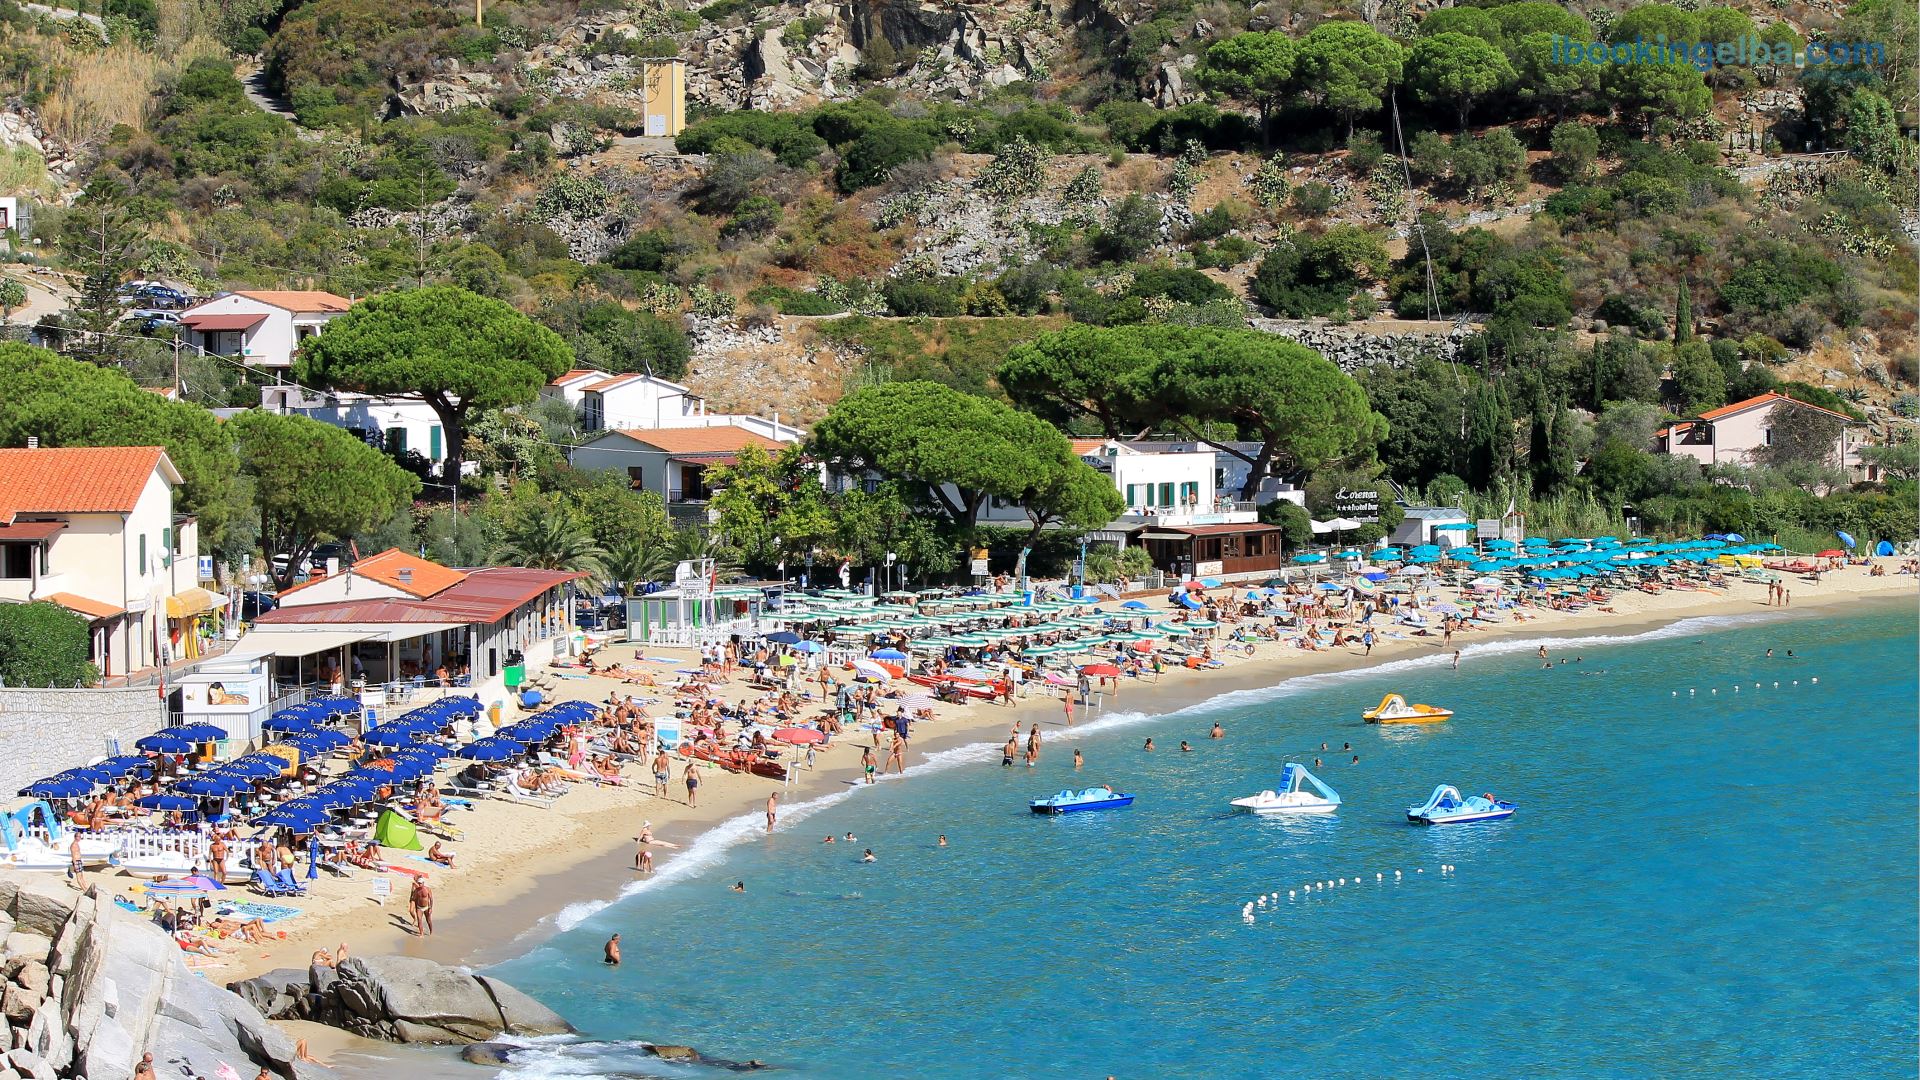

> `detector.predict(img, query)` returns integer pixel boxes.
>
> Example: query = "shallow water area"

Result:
[488,603,1918,1079]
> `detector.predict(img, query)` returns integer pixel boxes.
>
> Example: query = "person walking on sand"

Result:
[861,746,876,784]
[652,749,671,796]
[766,792,778,832]
[684,761,701,807]
[604,933,622,966]
[887,732,906,775]
[408,876,434,937]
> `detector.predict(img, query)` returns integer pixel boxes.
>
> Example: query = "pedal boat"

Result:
[1407,785,1515,825]
[1363,693,1454,724]
[1030,787,1134,814]
[1230,762,1340,814]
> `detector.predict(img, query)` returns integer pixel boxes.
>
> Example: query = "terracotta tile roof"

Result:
[583,374,649,394]
[0,447,173,525]
[602,428,782,454]
[1697,392,1854,423]
[549,369,608,387]
[41,592,125,620]
[230,290,354,313]
[255,567,584,626]
[1069,438,1110,455]
[276,548,466,600]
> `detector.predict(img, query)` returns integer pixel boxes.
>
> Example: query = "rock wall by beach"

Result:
[0,873,318,1080]
[1247,318,1473,372]
[229,955,573,1046]
[0,690,165,832]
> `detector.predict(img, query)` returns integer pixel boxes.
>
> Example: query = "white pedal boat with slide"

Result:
[1230,762,1341,814]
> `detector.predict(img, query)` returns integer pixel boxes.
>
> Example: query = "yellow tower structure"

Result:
[636,58,687,138]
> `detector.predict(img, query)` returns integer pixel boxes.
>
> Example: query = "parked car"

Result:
[239,590,278,621]
[117,282,191,310]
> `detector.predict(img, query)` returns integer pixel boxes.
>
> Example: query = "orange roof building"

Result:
[178,290,356,370]
[0,444,200,678]
[276,548,469,606]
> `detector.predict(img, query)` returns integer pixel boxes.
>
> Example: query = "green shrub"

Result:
[0,602,98,687]
[835,122,936,192]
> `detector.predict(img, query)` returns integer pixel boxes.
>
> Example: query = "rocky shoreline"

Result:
[0,874,315,1080]
[0,872,577,1080]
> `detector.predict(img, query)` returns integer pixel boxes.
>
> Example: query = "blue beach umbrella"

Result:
[363,725,422,748]
[162,723,227,741]
[457,737,523,762]
[284,729,350,753]
[134,733,194,754]
[1119,600,1149,610]
[1200,577,1223,588]
[18,776,91,799]
[261,715,316,735]
[254,806,328,831]
[1835,531,1856,550]
[176,774,252,797]
[1291,553,1326,564]
[222,755,287,779]
[96,755,155,777]
[871,648,908,661]
[765,631,802,645]
[135,793,200,812]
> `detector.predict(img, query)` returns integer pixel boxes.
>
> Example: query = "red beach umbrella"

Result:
[1182,580,1206,590]
[1081,663,1122,677]
[772,727,826,745]
[1815,549,1844,558]
[1131,641,1154,653]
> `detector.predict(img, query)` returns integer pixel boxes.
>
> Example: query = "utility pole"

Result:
[171,333,181,399]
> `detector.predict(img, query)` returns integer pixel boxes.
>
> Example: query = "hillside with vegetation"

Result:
[0,0,1912,574]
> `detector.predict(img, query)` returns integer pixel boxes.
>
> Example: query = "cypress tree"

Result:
[1674,280,1693,344]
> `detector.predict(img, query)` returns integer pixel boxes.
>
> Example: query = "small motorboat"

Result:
[1363,693,1454,724]
[1407,785,1515,825]
[1030,786,1134,815]
[1230,762,1340,814]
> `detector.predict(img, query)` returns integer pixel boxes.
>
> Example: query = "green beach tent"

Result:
[373,809,424,851]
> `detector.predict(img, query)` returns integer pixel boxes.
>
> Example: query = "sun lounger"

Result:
[249,868,306,898]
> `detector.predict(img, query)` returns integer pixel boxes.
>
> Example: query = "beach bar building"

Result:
[222,550,582,709]
[1132,516,1285,581]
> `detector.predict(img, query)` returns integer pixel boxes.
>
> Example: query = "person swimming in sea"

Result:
[1179,741,1192,752]
[861,849,876,863]
[1143,738,1155,751]
[822,835,836,844]
[730,881,745,893]
[603,934,621,966]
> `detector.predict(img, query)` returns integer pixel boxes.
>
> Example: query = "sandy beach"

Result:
[138,560,1907,1006]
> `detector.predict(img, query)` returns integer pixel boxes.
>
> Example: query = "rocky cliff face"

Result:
[0,874,317,1080]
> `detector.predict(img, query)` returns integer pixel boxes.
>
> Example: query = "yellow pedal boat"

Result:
[1363,693,1454,724]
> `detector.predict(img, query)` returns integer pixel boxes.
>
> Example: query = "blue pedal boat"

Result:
[1407,785,1516,825]
[1030,786,1134,815]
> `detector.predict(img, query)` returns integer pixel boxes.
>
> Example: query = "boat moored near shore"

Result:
[1407,785,1515,825]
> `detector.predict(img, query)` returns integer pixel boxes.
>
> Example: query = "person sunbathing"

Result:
[208,916,273,944]
[591,756,625,785]
[426,841,455,867]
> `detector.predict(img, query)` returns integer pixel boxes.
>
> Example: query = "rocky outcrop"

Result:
[1249,318,1473,371]
[0,873,318,1080]
[229,955,573,1046]
[391,61,498,116]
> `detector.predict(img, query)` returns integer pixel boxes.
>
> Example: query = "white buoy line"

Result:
[1241,864,1457,921]
[1672,675,1817,697]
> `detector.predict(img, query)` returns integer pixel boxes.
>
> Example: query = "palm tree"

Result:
[602,535,673,597]
[668,525,742,578]
[494,515,608,586]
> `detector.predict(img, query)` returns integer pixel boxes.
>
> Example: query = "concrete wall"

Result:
[0,686,166,797]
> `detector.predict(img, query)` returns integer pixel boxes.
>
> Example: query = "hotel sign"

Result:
[1335,489,1381,523]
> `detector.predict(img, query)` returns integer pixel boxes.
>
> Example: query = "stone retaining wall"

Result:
[0,689,165,798]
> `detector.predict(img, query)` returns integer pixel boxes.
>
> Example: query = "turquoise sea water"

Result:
[490,604,1918,1079]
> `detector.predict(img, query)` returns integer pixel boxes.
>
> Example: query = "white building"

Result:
[569,427,785,521]
[0,445,210,678]
[258,386,452,465]
[177,290,354,372]
[544,369,804,443]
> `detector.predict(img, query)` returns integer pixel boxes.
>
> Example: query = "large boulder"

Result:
[461,1041,518,1065]
[225,968,307,1020]
[476,976,573,1037]
[5,881,71,940]
[336,956,505,1043]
